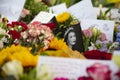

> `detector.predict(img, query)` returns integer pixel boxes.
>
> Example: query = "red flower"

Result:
[42,22,56,30]
[2,17,9,23]
[84,50,102,59]
[7,23,13,28]
[8,30,21,39]
[12,21,20,26]
[83,50,112,60]
[54,77,69,80]
[78,76,93,80]
[19,22,28,31]
[115,70,120,78]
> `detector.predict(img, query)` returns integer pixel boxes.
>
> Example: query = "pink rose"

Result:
[87,63,111,80]
[99,32,107,41]
[82,29,93,38]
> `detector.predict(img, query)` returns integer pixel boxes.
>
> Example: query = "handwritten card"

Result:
[67,0,97,21]
[80,19,115,41]
[0,0,26,22]
[37,56,118,80]
[49,3,67,15]
[31,11,55,23]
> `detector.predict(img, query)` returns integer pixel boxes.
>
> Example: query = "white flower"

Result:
[2,60,23,80]
[0,27,6,35]
[36,64,53,80]
[88,42,97,51]
[0,40,4,49]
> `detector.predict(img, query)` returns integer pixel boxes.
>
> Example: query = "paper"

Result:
[0,0,26,22]
[37,56,118,79]
[31,11,55,23]
[49,3,67,15]
[67,0,97,21]
[81,19,115,41]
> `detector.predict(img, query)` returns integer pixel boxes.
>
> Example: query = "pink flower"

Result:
[20,8,30,18]
[82,29,93,38]
[54,77,69,80]
[87,63,111,80]
[78,76,93,80]
[99,32,107,41]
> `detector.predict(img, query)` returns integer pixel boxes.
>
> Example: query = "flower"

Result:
[0,45,39,67]
[48,37,69,50]
[78,76,93,80]
[8,30,21,39]
[36,64,53,80]
[83,50,112,60]
[87,63,111,80]
[54,77,69,80]
[22,21,54,52]
[56,12,70,23]
[82,26,108,51]
[1,60,23,80]
[99,32,107,41]
[82,29,93,38]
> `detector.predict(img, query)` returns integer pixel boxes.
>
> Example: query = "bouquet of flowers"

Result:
[54,12,79,38]
[0,17,54,54]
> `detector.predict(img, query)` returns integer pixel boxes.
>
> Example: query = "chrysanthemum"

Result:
[0,45,39,67]
[56,12,70,23]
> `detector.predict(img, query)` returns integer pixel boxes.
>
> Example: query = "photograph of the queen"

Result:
[64,24,84,52]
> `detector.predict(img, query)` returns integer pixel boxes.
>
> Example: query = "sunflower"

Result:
[56,12,70,23]
[0,45,39,67]
[48,37,69,51]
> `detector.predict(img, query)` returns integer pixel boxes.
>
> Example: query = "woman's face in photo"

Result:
[68,31,76,45]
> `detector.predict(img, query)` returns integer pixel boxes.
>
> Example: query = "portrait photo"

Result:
[64,23,84,53]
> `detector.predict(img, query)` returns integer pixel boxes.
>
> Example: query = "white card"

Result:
[31,11,55,23]
[37,56,118,80]
[67,0,97,21]
[49,3,67,15]
[81,19,115,41]
[0,0,26,22]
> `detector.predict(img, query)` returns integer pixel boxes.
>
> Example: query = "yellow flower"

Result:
[0,51,7,66]
[56,12,70,23]
[107,0,120,3]
[49,37,69,51]
[0,45,39,67]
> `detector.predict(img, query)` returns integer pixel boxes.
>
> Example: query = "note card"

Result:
[31,11,55,23]
[0,0,26,22]
[37,56,118,80]
[67,0,97,21]
[81,19,115,41]
[49,3,67,15]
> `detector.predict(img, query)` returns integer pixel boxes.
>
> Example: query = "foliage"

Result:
[20,0,48,24]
